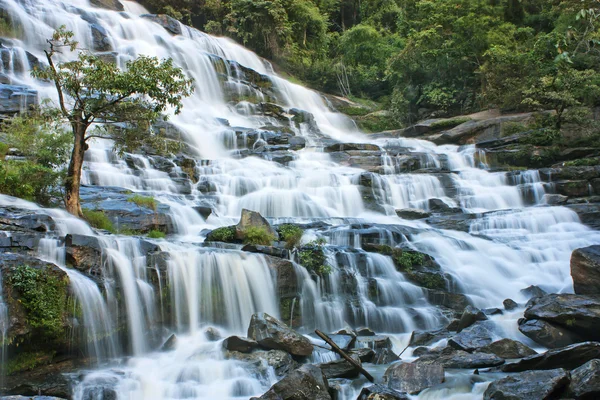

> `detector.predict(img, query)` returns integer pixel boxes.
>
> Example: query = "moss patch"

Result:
[82,209,115,233]
[299,239,331,276]
[243,226,276,246]
[5,350,56,375]
[206,226,236,242]
[430,116,471,130]
[128,194,157,210]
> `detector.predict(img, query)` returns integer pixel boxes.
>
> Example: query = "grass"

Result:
[243,226,276,246]
[0,141,8,157]
[147,229,166,239]
[82,209,115,233]
[128,194,157,211]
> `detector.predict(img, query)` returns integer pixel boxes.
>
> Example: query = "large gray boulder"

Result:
[236,209,279,241]
[565,359,600,399]
[222,336,258,353]
[357,384,409,400]
[247,312,313,356]
[448,323,494,352]
[518,318,584,348]
[225,349,296,378]
[571,246,600,295]
[317,354,362,379]
[251,364,331,400]
[483,368,570,400]
[479,339,536,359]
[415,347,504,369]
[502,342,600,372]
[383,362,445,394]
[140,14,182,35]
[457,305,488,332]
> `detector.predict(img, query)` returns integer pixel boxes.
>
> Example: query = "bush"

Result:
[563,158,600,167]
[243,226,275,246]
[0,161,63,205]
[277,224,303,249]
[128,194,157,210]
[0,141,8,156]
[82,209,115,233]
[207,226,236,242]
[299,239,331,275]
[147,229,166,239]
[394,251,425,270]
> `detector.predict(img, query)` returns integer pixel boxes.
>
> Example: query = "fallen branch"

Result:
[315,329,375,382]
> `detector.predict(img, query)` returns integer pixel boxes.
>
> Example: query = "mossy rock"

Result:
[205,225,238,243]
[280,296,302,330]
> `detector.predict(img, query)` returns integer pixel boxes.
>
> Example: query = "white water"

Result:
[0,0,599,399]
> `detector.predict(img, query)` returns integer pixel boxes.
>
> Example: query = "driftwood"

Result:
[315,329,375,382]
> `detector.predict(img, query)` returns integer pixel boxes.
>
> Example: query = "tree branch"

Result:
[44,48,69,118]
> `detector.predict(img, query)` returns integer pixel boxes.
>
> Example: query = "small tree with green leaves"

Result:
[32,27,193,217]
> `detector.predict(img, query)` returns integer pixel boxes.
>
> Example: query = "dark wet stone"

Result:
[356,384,409,400]
[448,323,494,352]
[457,305,488,332]
[571,245,600,295]
[317,354,362,379]
[501,342,600,372]
[416,347,504,369]
[383,362,445,394]
[223,336,258,353]
[251,364,331,400]
[565,359,600,399]
[373,348,401,365]
[479,339,536,359]
[503,299,518,311]
[247,312,313,356]
[518,318,584,349]
[484,368,569,400]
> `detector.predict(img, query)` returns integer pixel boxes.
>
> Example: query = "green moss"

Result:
[299,239,331,275]
[8,265,68,341]
[338,105,371,116]
[394,250,426,271]
[207,226,236,242]
[243,226,276,246]
[356,112,400,133]
[147,229,166,239]
[5,351,55,375]
[128,194,157,210]
[563,158,600,167]
[280,296,301,328]
[429,117,471,130]
[82,209,115,233]
[501,121,529,137]
[277,224,303,249]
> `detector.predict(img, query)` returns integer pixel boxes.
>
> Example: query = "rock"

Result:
[204,326,222,341]
[317,354,362,379]
[324,143,381,152]
[503,299,518,311]
[236,209,279,241]
[565,359,600,399]
[349,348,375,363]
[395,209,431,220]
[141,14,182,35]
[448,323,494,352]
[226,349,296,379]
[356,384,409,400]
[161,333,177,351]
[520,285,547,299]
[479,339,537,359]
[355,327,376,336]
[416,347,504,369]
[555,180,591,197]
[0,85,38,114]
[483,308,503,316]
[523,294,600,341]
[483,368,570,400]
[428,198,460,213]
[373,348,400,365]
[502,342,600,372]
[327,334,355,351]
[90,0,124,11]
[0,359,75,399]
[518,318,584,349]
[425,289,471,311]
[383,362,445,395]
[247,312,313,356]
[222,336,258,353]
[571,246,600,295]
[409,328,450,346]
[457,306,488,332]
[289,136,306,150]
[65,234,103,273]
[90,24,112,51]
[543,194,569,205]
[355,335,393,350]
[252,364,331,400]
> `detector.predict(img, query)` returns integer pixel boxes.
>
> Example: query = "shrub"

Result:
[147,229,166,239]
[0,161,63,205]
[128,194,157,210]
[299,239,331,275]
[394,251,425,270]
[82,209,115,233]
[207,226,236,242]
[0,141,8,156]
[243,226,276,246]
[277,224,303,249]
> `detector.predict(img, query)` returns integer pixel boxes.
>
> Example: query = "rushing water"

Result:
[1,0,600,399]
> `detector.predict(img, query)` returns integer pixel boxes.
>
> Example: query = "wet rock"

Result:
[446,319,460,332]
[90,24,112,51]
[204,326,222,341]
[141,14,182,35]
[523,294,600,341]
[479,339,537,359]
[565,359,600,399]
[542,193,568,205]
[428,198,460,213]
[395,209,431,220]
[483,368,570,400]
[555,180,591,197]
[373,348,401,365]
[520,285,547,299]
[252,364,330,400]
[226,349,296,379]
[571,245,600,295]
[161,334,177,351]
[383,362,445,395]
[356,327,376,336]
[324,143,381,152]
[65,234,103,274]
[0,85,38,114]
[317,354,362,379]
[425,289,471,312]
[223,336,258,353]
[416,347,504,369]
[457,306,488,332]
[247,312,313,356]
[349,348,375,363]
[235,209,279,241]
[355,335,393,350]
[0,359,75,399]
[518,318,584,349]
[503,299,518,311]
[483,308,503,316]
[448,323,494,352]
[327,334,355,351]
[90,0,124,11]
[502,342,600,372]
[409,328,450,347]
[356,384,409,400]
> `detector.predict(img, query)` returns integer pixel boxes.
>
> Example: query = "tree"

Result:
[32,27,193,217]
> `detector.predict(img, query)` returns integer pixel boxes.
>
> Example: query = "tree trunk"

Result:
[64,117,87,217]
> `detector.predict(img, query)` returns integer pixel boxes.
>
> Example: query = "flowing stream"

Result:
[1,0,600,399]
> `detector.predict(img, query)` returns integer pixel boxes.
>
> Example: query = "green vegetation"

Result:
[394,250,425,270]
[207,226,236,242]
[430,117,472,130]
[299,238,332,276]
[147,229,167,239]
[0,141,8,156]
[7,265,68,341]
[277,224,304,249]
[563,158,600,167]
[5,351,55,375]
[243,226,276,246]
[82,209,115,232]
[31,26,193,217]
[128,194,158,210]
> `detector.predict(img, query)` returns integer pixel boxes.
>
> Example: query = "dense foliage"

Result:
[143,0,600,125]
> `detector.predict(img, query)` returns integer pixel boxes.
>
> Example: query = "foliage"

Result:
[0,161,63,205]
[430,117,472,130]
[207,226,236,242]
[82,209,115,232]
[299,238,331,275]
[5,351,55,375]
[147,229,167,239]
[8,265,68,341]
[128,194,157,210]
[243,226,276,246]
[277,224,304,249]
[563,157,600,166]
[394,250,425,270]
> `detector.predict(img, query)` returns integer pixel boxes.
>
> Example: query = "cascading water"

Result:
[0,0,600,399]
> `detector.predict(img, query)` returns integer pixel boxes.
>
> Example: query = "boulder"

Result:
[226,349,296,379]
[518,318,584,349]
[223,336,258,353]
[383,362,445,395]
[479,339,536,359]
[356,327,376,336]
[503,299,518,311]
[457,306,488,332]
[373,348,400,365]
[571,246,600,295]
[326,334,355,351]
[395,209,431,220]
[141,14,182,35]
[0,85,38,114]
[415,347,504,369]
[247,312,313,356]
[349,348,375,363]
[448,323,494,352]
[409,328,450,346]
[324,143,381,152]
[90,0,124,11]
[523,294,600,341]
[502,342,600,372]
[251,364,331,400]
[542,194,568,205]
[520,285,547,299]
[65,234,103,273]
[355,335,393,350]
[357,385,409,400]
[236,209,279,241]
[428,198,460,213]
[204,326,222,341]
[425,290,471,312]
[483,368,570,400]
[161,333,177,351]
[90,24,112,52]
[317,354,362,379]
[565,359,600,399]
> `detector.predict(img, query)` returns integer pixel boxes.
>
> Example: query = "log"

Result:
[315,329,375,382]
